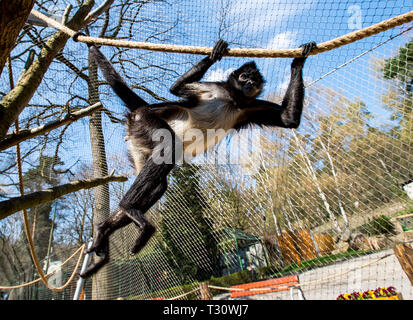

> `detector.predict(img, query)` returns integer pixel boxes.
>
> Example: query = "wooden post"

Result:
[393,243,413,285]
[199,282,213,300]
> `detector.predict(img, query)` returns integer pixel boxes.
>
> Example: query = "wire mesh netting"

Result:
[0,0,412,300]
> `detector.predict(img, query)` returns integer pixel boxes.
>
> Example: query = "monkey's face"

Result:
[229,62,264,98]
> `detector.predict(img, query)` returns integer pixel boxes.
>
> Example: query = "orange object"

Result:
[230,275,299,298]
[78,288,85,300]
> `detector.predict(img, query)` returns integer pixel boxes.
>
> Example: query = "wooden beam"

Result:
[200,282,213,300]
[393,243,413,285]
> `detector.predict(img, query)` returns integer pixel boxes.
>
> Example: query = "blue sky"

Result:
[124,0,412,99]
[1,0,412,197]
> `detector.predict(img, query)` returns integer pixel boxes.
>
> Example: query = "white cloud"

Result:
[226,0,317,34]
[266,31,298,49]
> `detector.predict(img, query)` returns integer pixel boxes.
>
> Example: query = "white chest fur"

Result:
[169,83,240,155]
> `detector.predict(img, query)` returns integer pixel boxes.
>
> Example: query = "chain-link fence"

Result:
[0,0,412,300]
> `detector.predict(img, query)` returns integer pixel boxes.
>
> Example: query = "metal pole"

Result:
[73,240,93,300]
[45,202,57,275]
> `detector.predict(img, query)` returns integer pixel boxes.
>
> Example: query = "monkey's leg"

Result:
[85,176,167,257]
[79,240,109,279]
[119,161,173,255]
[86,208,131,254]
[124,179,168,254]
[118,109,176,256]
[80,179,167,278]
[81,106,178,278]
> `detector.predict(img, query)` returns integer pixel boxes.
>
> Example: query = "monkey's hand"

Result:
[300,41,317,57]
[292,41,317,68]
[210,39,229,62]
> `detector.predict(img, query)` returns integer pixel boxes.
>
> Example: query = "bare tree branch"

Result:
[23,25,90,82]
[0,102,102,151]
[84,0,114,24]
[0,0,95,140]
[130,84,169,102]
[0,174,128,220]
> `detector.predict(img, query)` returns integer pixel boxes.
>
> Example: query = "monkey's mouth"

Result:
[243,85,260,97]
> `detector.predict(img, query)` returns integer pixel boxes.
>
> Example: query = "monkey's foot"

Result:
[210,39,229,62]
[79,253,109,279]
[80,230,110,278]
[86,224,106,256]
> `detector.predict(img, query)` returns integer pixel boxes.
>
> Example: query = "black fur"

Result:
[80,40,316,278]
[90,46,148,110]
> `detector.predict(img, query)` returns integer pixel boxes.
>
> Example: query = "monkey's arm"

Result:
[237,42,316,130]
[89,45,148,111]
[170,40,228,98]
[236,75,304,129]
[235,100,288,129]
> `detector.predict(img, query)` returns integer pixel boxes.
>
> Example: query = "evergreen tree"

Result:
[23,155,62,261]
[159,163,219,283]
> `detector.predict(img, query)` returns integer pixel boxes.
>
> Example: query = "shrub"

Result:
[361,215,395,236]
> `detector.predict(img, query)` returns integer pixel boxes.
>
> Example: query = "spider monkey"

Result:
[80,39,316,278]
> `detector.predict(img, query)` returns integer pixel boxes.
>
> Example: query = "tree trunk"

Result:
[0,0,95,140]
[319,139,350,240]
[292,132,342,235]
[88,49,111,300]
[0,0,35,78]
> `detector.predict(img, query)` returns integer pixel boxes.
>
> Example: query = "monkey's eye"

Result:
[239,73,248,81]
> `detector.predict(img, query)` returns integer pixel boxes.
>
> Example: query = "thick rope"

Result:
[15,122,85,292]
[30,9,413,58]
[306,25,413,88]
[0,245,85,290]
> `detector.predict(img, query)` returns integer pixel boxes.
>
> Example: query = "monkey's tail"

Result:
[89,45,148,111]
